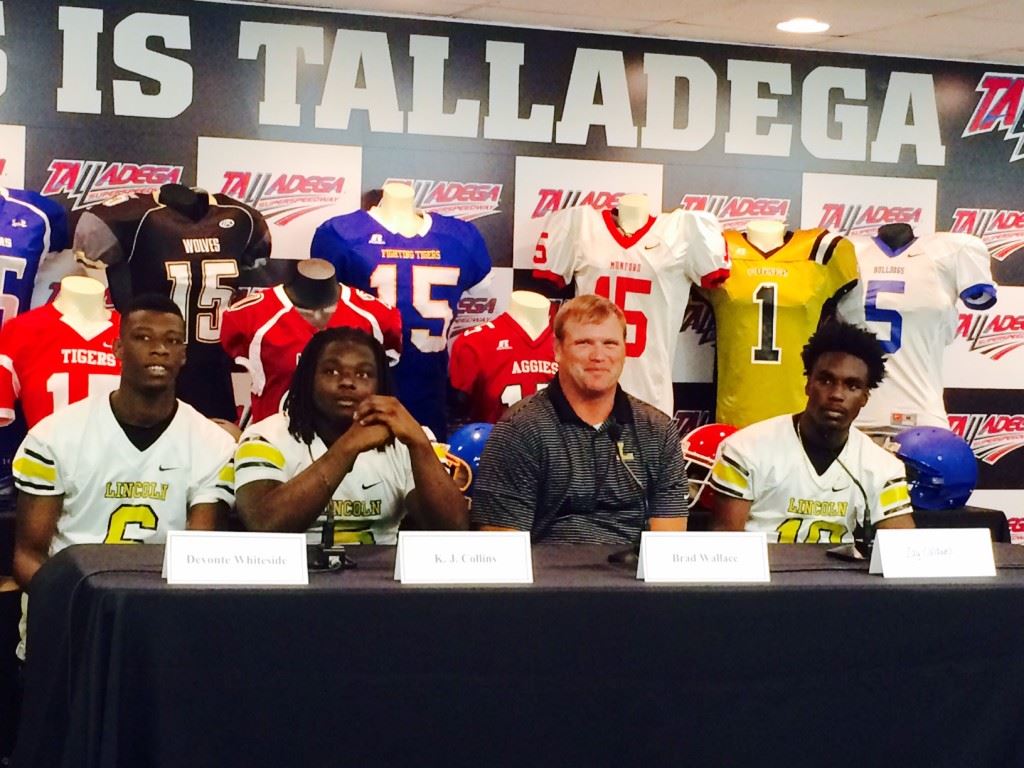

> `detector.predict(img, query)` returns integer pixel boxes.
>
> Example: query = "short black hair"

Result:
[120,293,184,329]
[285,327,394,445]
[801,321,887,389]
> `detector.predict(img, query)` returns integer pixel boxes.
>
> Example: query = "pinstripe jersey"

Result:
[706,229,858,427]
[710,414,912,544]
[12,393,235,552]
[471,377,689,544]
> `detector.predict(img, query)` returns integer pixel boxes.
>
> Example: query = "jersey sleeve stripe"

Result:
[236,440,286,468]
[814,233,842,266]
[720,453,750,478]
[708,476,746,499]
[23,448,55,466]
[218,464,235,484]
[235,459,282,472]
[879,482,911,510]
[14,478,56,493]
[710,460,749,494]
[12,456,57,483]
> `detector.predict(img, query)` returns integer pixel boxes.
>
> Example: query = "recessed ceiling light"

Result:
[776,17,830,34]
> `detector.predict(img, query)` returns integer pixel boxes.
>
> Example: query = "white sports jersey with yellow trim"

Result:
[534,206,728,414]
[710,414,912,543]
[837,233,996,433]
[13,393,235,553]
[235,413,416,545]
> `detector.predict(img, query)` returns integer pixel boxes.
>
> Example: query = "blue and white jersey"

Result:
[0,187,70,326]
[311,209,491,438]
[0,187,71,499]
[837,232,996,433]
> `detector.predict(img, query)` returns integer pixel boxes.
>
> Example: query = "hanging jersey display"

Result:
[706,229,859,428]
[221,283,402,423]
[837,233,996,433]
[0,303,121,429]
[0,187,72,495]
[311,209,491,438]
[449,312,557,424]
[532,206,728,415]
[73,189,271,420]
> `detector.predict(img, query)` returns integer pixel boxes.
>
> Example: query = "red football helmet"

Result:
[680,423,738,509]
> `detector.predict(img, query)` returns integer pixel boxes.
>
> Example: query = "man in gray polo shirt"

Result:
[471,295,689,543]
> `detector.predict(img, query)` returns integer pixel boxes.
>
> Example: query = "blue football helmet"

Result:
[446,422,494,494]
[890,427,978,510]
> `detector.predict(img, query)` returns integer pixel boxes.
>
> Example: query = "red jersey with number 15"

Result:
[221,284,402,423]
[0,303,122,428]
[449,312,557,423]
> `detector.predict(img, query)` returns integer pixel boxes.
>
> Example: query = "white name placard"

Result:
[394,531,533,584]
[869,528,996,578]
[637,532,770,583]
[163,531,309,585]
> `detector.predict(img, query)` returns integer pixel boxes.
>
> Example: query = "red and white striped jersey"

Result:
[221,284,402,423]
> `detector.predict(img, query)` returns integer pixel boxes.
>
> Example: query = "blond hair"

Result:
[553,294,627,340]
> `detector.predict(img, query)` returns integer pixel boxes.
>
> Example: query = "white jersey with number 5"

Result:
[533,207,728,415]
[12,393,235,554]
[837,233,996,433]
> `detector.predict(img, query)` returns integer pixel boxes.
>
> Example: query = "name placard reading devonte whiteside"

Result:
[164,531,309,585]
[637,532,770,583]
[394,531,533,584]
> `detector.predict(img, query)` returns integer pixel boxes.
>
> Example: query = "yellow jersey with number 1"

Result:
[706,229,858,428]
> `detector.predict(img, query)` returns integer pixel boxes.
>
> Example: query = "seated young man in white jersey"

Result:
[709,321,914,544]
[234,327,467,544]
[11,294,237,653]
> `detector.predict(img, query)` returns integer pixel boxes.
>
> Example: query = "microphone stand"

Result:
[606,423,648,565]
[307,504,357,572]
[826,457,875,563]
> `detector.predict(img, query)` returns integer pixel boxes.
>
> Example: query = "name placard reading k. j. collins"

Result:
[394,531,533,584]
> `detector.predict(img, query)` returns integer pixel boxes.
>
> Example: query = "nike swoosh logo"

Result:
[361,481,382,490]
[159,465,180,471]
[101,342,113,350]
[831,486,848,493]
[644,244,658,250]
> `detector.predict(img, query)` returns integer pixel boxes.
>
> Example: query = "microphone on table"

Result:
[607,423,649,565]
[308,500,357,572]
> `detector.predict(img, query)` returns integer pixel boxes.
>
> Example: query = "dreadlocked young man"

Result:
[234,327,467,543]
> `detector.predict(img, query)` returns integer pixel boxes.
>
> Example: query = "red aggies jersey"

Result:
[0,303,121,428]
[449,312,557,423]
[221,284,402,423]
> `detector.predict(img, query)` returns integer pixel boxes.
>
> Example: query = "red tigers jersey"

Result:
[0,303,121,428]
[449,312,557,423]
[221,284,402,423]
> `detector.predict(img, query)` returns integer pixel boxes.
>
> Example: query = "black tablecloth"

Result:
[16,543,1024,768]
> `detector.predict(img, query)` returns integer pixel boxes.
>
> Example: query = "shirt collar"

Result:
[547,375,634,427]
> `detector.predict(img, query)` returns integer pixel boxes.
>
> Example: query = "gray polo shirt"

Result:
[471,377,689,544]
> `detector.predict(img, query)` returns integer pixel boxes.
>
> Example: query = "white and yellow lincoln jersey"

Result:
[234,412,417,545]
[13,393,236,553]
[709,414,912,543]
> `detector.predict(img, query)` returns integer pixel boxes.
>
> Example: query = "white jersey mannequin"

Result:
[745,219,786,251]
[615,193,651,236]
[506,290,550,341]
[52,275,111,337]
[370,182,425,237]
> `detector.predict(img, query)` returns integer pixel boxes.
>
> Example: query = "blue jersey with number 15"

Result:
[0,187,69,326]
[311,210,491,438]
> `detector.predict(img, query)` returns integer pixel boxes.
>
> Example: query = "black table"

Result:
[16,543,1024,768]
